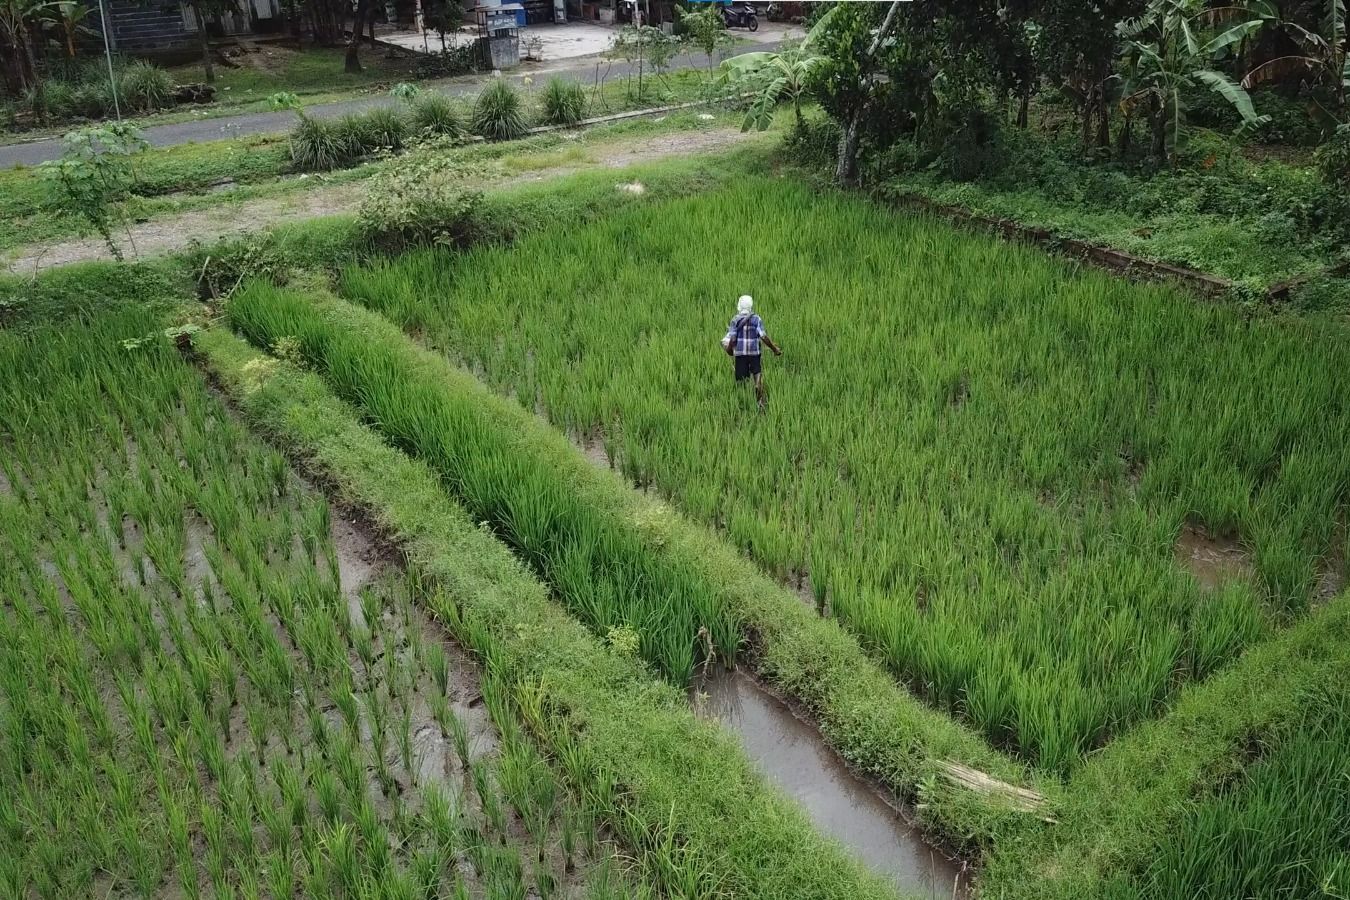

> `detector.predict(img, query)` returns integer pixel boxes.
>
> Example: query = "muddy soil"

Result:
[693,669,971,898]
[5,128,751,275]
[1174,523,1252,590]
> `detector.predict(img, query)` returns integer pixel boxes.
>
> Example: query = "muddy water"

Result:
[693,670,969,898]
[1174,524,1251,590]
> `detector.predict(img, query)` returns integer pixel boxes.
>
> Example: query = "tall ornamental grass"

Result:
[336,177,1350,772]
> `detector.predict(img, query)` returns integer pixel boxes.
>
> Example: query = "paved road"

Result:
[0,43,779,168]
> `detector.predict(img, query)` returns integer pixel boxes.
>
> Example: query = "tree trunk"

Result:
[346,0,372,72]
[196,6,216,83]
[833,0,905,187]
[834,115,862,185]
[1095,86,1111,148]
[1017,83,1030,129]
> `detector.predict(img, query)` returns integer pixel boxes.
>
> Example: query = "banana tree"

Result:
[38,0,94,58]
[721,45,825,132]
[1242,0,1348,126]
[0,0,44,94]
[1117,0,1271,163]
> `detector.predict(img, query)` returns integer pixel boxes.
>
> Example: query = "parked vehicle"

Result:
[721,2,758,31]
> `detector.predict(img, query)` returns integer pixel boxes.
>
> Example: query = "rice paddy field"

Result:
[331,177,1350,773]
[0,312,643,899]
[6,154,1350,900]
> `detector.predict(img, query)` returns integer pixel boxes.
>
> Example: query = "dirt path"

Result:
[6,128,751,276]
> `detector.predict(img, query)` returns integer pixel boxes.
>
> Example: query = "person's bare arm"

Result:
[763,334,782,356]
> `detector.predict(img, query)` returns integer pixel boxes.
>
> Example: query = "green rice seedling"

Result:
[201,803,230,895]
[541,77,586,126]
[332,733,365,801]
[408,845,443,899]
[471,759,508,839]
[472,78,527,141]
[446,705,471,771]
[419,783,462,854]
[354,797,391,876]
[425,643,449,696]
[266,850,296,900]
[274,759,307,828]
[397,704,417,785]
[410,91,464,137]
[314,767,343,825]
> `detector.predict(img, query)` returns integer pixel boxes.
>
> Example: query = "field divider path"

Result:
[222,282,1061,855]
[196,326,909,900]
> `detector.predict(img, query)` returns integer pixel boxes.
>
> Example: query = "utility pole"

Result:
[97,0,123,119]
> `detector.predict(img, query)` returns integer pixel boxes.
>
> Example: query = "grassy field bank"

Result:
[334,176,1350,772]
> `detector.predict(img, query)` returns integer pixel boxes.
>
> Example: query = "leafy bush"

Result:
[71,81,115,119]
[357,156,482,251]
[472,78,527,141]
[119,61,175,112]
[541,78,586,126]
[289,115,347,171]
[38,122,149,260]
[409,92,464,137]
[784,118,839,169]
[1315,128,1350,192]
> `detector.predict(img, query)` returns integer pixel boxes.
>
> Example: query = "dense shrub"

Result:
[119,61,175,112]
[1315,128,1350,191]
[471,78,526,141]
[784,118,840,169]
[289,115,347,171]
[541,77,586,126]
[409,92,463,137]
[357,156,482,251]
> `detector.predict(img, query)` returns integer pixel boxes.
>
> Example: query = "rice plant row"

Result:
[335,178,1350,772]
[0,311,640,899]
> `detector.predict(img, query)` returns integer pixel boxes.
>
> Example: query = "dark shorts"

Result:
[734,354,762,381]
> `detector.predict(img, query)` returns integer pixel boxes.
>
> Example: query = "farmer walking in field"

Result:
[723,295,781,411]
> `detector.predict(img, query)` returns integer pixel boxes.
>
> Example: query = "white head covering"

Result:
[737,295,754,316]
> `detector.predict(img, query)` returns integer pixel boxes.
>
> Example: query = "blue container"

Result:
[515,8,525,24]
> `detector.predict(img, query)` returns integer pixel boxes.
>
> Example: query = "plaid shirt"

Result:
[725,314,767,357]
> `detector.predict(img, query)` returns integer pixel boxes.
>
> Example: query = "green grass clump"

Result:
[472,79,527,142]
[119,61,176,113]
[289,114,347,171]
[409,92,465,137]
[335,176,1350,772]
[542,78,587,126]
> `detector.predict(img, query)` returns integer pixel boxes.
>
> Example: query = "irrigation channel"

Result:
[692,670,970,898]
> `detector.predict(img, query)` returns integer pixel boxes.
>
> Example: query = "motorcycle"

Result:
[721,2,758,31]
